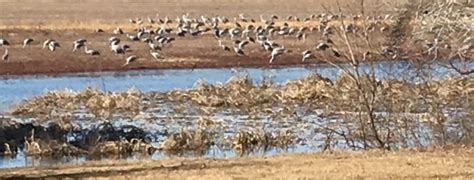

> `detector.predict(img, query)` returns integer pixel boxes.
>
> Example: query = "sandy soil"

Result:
[0,0,404,25]
[0,149,472,179]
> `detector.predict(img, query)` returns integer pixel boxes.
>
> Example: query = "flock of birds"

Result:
[0,13,397,66]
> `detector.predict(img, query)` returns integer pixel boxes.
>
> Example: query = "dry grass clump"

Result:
[232,129,294,155]
[9,74,473,121]
[90,138,156,157]
[11,87,141,118]
[157,127,296,155]
[158,128,215,154]
[282,74,334,103]
[23,132,87,157]
[166,75,280,109]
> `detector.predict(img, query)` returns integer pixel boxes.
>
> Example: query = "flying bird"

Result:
[269,46,285,63]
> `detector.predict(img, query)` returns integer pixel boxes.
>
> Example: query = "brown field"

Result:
[0,149,472,179]
[0,0,409,75]
[0,0,404,25]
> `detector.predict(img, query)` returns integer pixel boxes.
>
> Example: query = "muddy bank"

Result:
[0,149,472,179]
[0,27,382,76]
[0,52,320,76]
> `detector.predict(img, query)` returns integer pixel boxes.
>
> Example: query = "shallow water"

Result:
[0,61,465,113]
[0,60,470,168]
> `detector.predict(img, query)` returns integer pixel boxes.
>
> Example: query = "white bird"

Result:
[122,44,131,51]
[148,42,161,51]
[43,39,52,49]
[110,44,122,53]
[148,16,155,24]
[47,40,60,52]
[296,33,306,42]
[150,50,164,60]
[239,13,248,21]
[124,55,138,66]
[127,34,140,41]
[0,39,10,46]
[142,38,153,43]
[23,38,33,48]
[48,43,57,52]
[75,38,87,44]
[302,50,314,62]
[73,42,84,52]
[234,47,245,56]
[137,31,145,39]
[218,40,231,51]
[85,46,100,56]
[262,41,273,52]
[113,28,124,35]
[109,37,120,45]
[73,39,86,52]
[229,28,241,39]
[2,48,8,61]
[315,42,330,51]
[269,46,285,63]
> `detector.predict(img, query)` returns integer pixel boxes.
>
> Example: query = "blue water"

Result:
[0,66,322,113]
[0,61,467,113]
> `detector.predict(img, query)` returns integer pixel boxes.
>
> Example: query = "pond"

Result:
[0,60,463,113]
[0,60,469,168]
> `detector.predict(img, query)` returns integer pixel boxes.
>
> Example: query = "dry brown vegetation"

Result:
[7,72,472,154]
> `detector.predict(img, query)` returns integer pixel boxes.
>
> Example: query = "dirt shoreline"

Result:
[0,0,406,76]
[0,149,472,179]
[0,27,354,76]
[0,56,326,76]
